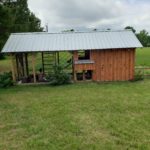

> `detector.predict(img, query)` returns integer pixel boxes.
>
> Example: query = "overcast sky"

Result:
[28,0,150,33]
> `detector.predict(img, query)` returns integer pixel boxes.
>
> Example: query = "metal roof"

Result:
[1,30,142,53]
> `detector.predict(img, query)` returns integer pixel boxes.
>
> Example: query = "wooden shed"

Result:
[1,30,142,83]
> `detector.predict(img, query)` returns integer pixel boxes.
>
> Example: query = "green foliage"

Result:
[10,0,43,32]
[124,26,150,47]
[0,0,43,58]
[125,26,136,33]
[0,53,5,59]
[0,4,12,56]
[136,30,150,47]
[136,48,150,66]
[0,72,13,88]
[62,29,75,32]
[47,65,71,85]
[133,69,144,82]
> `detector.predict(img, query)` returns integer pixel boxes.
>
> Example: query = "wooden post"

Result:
[73,51,77,82]
[25,53,29,76]
[73,70,77,82]
[41,52,45,73]
[57,52,60,64]
[15,54,20,79]
[32,53,36,83]
[83,70,86,81]
[11,54,16,82]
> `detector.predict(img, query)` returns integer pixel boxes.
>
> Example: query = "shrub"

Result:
[133,69,144,81]
[0,72,13,88]
[47,65,71,86]
[0,54,5,60]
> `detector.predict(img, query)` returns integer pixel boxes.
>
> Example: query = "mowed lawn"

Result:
[136,47,150,66]
[0,81,150,150]
[0,48,150,150]
[0,57,11,73]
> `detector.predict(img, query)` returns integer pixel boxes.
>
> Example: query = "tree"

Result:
[136,30,150,47]
[0,0,43,58]
[9,0,43,32]
[0,4,12,58]
[28,12,43,32]
[125,26,136,33]
[62,29,75,32]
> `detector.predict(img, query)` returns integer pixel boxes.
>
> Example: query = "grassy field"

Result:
[0,48,150,149]
[136,47,150,66]
[0,57,11,73]
[0,81,150,150]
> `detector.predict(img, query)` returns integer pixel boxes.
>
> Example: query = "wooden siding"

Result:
[74,63,95,71]
[73,49,135,81]
[92,49,135,81]
[73,51,95,71]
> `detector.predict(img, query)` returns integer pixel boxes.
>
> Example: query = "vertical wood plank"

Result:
[113,50,116,81]
[104,50,108,81]
[92,51,97,81]
[126,50,129,80]
[105,50,108,81]
[101,50,104,81]
[121,49,124,81]
[119,49,122,80]
[115,49,118,81]
[109,50,112,81]
[98,51,101,81]
[119,49,122,81]
[112,50,115,81]
[108,50,112,81]
[132,49,135,79]
[128,49,132,80]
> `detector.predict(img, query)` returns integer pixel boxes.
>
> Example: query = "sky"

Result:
[28,0,150,33]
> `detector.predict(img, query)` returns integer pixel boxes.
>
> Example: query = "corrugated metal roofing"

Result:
[1,30,142,53]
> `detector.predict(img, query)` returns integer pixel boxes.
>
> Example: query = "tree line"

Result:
[125,26,150,47]
[0,1,149,59]
[0,0,43,58]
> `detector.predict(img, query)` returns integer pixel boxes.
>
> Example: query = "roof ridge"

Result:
[11,29,133,35]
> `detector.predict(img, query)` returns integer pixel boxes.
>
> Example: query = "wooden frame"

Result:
[32,53,36,83]
[11,54,17,82]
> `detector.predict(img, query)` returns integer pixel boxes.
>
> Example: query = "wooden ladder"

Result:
[41,52,57,74]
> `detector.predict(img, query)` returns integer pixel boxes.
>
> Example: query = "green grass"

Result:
[136,47,150,66]
[0,81,150,149]
[0,57,11,73]
[0,48,150,149]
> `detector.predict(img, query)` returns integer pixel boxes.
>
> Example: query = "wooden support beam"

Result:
[15,54,20,79]
[23,53,27,77]
[25,53,29,76]
[83,70,86,81]
[73,70,77,82]
[11,54,16,82]
[41,52,45,73]
[18,53,24,77]
[32,53,36,83]
[57,52,60,65]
